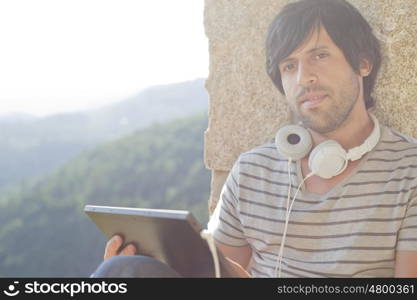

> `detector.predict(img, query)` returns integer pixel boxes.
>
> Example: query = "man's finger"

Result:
[104,235,123,260]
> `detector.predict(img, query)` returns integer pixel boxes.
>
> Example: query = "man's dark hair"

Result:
[265,0,381,109]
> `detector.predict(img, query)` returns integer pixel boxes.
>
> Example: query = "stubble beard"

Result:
[291,76,360,134]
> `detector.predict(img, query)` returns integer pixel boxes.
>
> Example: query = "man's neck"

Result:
[308,107,374,151]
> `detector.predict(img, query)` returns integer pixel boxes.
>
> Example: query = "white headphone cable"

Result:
[200,229,221,278]
[274,159,293,277]
[275,158,293,277]
[275,166,314,278]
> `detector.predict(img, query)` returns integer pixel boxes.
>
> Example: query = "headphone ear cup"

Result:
[275,125,312,161]
[308,140,348,179]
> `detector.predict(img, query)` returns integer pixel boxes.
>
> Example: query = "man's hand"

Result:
[103,234,137,260]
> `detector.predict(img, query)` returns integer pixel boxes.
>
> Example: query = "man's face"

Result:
[279,26,362,134]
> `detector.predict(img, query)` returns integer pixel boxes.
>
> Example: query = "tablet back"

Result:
[84,205,234,277]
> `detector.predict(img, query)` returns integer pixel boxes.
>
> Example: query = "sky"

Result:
[0,0,208,117]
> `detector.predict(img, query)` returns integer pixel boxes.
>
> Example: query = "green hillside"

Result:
[0,113,211,277]
[0,78,207,190]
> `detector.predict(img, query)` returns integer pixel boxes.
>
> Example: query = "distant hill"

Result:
[0,113,211,277]
[0,113,38,123]
[0,78,208,190]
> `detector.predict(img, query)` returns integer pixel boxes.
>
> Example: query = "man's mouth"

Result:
[299,94,327,108]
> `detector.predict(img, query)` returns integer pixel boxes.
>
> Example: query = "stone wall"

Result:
[203,0,417,213]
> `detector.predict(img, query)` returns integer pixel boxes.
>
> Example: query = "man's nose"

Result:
[296,62,317,87]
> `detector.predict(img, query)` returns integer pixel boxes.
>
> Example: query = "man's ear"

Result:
[359,56,373,77]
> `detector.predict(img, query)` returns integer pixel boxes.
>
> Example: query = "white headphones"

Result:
[273,113,380,277]
[275,113,380,179]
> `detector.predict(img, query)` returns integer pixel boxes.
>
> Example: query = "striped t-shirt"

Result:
[207,125,417,277]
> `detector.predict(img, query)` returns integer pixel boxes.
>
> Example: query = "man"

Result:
[94,0,417,277]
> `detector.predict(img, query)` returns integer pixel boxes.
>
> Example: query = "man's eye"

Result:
[315,53,328,60]
[282,63,295,72]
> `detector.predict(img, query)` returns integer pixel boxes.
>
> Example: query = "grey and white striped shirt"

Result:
[208,125,417,277]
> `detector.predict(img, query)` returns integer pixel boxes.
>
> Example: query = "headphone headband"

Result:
[346,113,380,161]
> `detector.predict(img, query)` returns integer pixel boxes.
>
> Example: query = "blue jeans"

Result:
[91,255,182,278]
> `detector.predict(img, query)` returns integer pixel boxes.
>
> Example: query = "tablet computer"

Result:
[84,205,235,277]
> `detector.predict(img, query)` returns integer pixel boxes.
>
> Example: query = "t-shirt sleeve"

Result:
[206,158,249,247]
[397,188,417,251]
